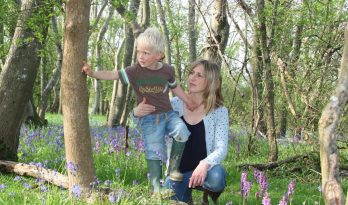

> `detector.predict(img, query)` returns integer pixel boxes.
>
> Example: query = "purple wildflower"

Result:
[95,141,100,153]
[117,189,123,203]
[66,161,78,176]
[14,176,22,181]
[278,195,287,205]
[0,184,6,192]
[71,184,81,198]
[254,170,268,197]
[23,182,31,189]
[104,180,112,187]
[240,172,252,198]
[262,193,272,205]
[287,180,295,196]
[41,185,48,192]
[9,192,15,197]
[109,192,116,204]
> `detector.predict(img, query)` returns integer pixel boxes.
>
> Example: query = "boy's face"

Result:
[136,43,163,70]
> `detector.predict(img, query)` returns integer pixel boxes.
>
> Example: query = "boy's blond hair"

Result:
[136,27,165,54]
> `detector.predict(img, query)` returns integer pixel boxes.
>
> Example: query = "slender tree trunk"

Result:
[39,15,63,119]
[188,0,197,63]
[0,0,52,160]
[113,26,134,126]
[110,0,141,126]
[156,0,170,64]
[48,83,60,113]
[256,0,278,162]
[319,25,348,205]
[107,40,123,127]
[61,0,96,196]
[92,6,114,115]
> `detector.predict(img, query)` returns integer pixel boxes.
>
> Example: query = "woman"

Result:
[133,59,229,204]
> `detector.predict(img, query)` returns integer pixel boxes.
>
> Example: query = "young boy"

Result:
[82,27,196,194]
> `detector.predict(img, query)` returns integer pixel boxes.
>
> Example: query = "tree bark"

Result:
[61,0,96,196]
[156,0,171,64]
[256,0,278,162]
[188,0,197,63]
[0,160,68,188]
[202,0,230,65]
[39,15,63,119]
[107,40,124,127]
[109,0,141,126]
[319,25,348,205]
[0,0,52,160]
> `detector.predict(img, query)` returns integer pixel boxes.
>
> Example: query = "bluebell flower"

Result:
[71,185,81,198]
[0,184,6,192]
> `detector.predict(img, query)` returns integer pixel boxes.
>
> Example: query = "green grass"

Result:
[0,113,347,204]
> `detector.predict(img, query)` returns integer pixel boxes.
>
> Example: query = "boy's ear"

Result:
[157,52,164,61]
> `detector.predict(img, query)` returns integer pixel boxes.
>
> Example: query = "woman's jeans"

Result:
[164,165,226,203]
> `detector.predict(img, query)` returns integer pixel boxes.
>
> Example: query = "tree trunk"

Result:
[188,0,197,63]
[202,0,230,65]
[107,40,123,127]
[156,0,171,64]
[0,0,51,161]
[61,0,96,196]
[48,83,60,113]
[112,26,134,126]
[38,15,63,119]
[319,25,348,205]
[256,0,278,162]
[110,0,141,126]
[91,6,114,115]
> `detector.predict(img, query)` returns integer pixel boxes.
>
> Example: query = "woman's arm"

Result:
[203,107,229,167]
[189,107,229,188]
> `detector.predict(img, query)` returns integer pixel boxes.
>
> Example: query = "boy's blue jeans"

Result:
[164,165,226,203]
[138,110,190,160]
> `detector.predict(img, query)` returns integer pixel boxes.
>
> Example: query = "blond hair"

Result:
[189,60,224,113]
[136,27,165,54]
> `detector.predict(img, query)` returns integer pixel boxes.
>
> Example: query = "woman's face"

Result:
[188,64,208,94]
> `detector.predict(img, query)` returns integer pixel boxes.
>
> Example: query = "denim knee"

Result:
[203,165,226,192]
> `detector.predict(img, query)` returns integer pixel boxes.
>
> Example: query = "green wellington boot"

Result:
[168,140,186,181]
[147,160,162,193]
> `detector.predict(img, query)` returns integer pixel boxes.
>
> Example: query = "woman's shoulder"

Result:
[170,97,183,107]
[211,106,228,116]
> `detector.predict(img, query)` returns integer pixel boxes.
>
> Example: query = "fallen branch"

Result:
[0,160,68,188]
[238,152,317,171]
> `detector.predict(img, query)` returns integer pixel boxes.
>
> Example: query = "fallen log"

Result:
[0,160,68,188]
[238,152,318,171]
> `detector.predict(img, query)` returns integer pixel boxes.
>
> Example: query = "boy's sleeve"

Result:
[168,66,177,89]
[117,69,130,85]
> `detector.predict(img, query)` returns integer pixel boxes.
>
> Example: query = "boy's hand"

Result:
[185,98,199,111]
[81,61,93,77]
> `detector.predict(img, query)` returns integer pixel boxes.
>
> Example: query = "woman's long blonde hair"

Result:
[189,59,224,113]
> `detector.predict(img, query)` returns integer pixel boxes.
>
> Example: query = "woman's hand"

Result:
[133,97,156,117]
[189,160,210,188]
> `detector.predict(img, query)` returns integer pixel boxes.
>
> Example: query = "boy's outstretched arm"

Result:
[171,85,198,111]
[81,61,119,80]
